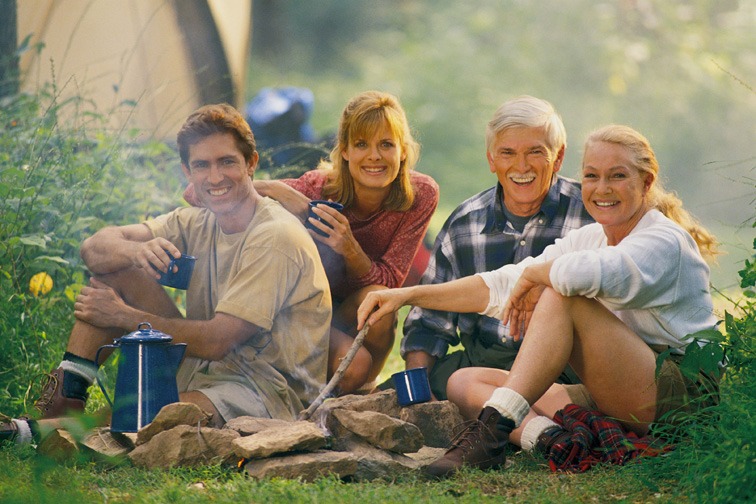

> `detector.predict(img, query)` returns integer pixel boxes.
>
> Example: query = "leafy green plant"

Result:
[647,228,756,502]
[0,88,181,415]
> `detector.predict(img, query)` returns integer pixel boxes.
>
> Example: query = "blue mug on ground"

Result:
[157,253,196,290]
[306,200,344,237]
[392,367,432,406]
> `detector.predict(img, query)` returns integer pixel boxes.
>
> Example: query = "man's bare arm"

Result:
[80,224,181,278]
[74,278,260,361]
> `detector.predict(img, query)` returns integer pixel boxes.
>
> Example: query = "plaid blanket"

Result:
[548,404,673,473]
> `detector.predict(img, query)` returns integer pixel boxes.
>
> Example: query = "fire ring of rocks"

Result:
[38,390,464,482]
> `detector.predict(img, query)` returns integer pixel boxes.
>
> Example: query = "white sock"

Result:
[59,360,97,384]
[483,387,530,427]
[11,419,33,444]
[520,415,559,452]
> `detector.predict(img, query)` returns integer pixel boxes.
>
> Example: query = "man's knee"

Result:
[94,268,180,317]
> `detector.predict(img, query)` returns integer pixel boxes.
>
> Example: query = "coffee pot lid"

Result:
[120,322,173,343]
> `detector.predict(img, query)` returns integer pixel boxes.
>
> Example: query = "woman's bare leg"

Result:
[505,289,658,434]
[330,285,397,392]
[446,367,571,446]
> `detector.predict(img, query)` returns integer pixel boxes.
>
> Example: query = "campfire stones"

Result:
[232,421,326,459]
[129,425,240,468]
[36,389,462,480]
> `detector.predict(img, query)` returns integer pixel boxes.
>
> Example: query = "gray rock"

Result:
[405,445,448,468]
[233,421,326,459]
[37,429,79,462]
[341,438,421,481]
[243,450,358,482]
[136,402,211,445]
[129,425,240,468]
[399,400,464,448]
[332,409,423,453]
[79,427,133,461]
[223,416,292,436]
[312,390,402,431]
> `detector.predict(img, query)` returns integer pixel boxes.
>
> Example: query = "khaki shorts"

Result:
[562,345,720,425]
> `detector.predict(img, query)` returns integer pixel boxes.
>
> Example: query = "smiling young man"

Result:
[2,104,332,442]
[397,96,594,400]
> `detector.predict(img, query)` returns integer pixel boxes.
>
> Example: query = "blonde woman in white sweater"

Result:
[357,124,720,478]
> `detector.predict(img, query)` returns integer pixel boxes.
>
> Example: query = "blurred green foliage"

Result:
[0,87,181,415]
[249,0,755,287]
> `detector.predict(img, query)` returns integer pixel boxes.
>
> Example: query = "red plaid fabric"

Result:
[547,404,673,473]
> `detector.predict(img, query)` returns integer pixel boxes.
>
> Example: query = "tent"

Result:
[17,0,252,139]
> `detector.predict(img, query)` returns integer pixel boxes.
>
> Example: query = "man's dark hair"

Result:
[177,103,257,166]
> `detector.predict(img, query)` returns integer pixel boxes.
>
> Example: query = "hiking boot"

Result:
[535,425,572,458]
[424,406,514,479]
[1,413,40,444]
[0,414,19,443]
[33,367,87,419]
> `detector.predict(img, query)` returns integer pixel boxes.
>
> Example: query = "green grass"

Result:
[1,317,753,503]
[0,443,693,503]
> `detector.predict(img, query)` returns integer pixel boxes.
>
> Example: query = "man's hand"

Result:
[74,278,135,330]
[134,239,182,280]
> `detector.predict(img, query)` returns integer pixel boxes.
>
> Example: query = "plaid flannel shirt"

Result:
[401,176,593,359]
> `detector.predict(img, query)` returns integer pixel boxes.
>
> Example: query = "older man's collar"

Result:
[482,183,508,233]
[539,178,562,221]
[484,179,562,233]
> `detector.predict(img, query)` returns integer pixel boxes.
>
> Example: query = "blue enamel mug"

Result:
[392,367,432,406]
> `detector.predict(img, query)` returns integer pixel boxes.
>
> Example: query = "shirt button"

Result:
[520,240,526,246]
[538,218,544,224]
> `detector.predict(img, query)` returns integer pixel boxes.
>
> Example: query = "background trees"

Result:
[248,0,755,287]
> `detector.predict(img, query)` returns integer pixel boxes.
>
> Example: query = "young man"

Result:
[2,104,331,443]
[397,96,594,399]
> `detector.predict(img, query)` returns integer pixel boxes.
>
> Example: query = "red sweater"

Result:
[283,170,439,300]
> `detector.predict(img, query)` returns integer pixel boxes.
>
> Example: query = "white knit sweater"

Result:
[477,210,717,352]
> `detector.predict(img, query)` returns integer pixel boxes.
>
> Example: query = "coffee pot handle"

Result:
[94,344,118,408]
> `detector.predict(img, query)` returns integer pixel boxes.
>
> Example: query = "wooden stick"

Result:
[298,323,370,421]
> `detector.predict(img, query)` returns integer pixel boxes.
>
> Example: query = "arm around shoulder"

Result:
[254,180,310,220]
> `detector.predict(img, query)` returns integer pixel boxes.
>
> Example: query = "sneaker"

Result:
[33,367,87,419]
[535,425,572,457]
[424,406,514,479]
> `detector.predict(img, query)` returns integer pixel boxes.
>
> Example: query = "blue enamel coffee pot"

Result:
[95,322,187,433]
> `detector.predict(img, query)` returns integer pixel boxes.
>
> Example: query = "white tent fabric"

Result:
[17,0,252,139]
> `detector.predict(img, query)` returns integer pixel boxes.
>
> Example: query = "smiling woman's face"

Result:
[341,121,406,197]
[581,140,651,243]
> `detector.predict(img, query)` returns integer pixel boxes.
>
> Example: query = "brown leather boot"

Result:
[33,367,87,418]
[0,414,20,442]
[0,414,38,444]
[425,406,515,479]
[535,425,572,458]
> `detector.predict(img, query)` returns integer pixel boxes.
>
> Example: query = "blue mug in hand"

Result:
[306,200,344,237]
[157,253,196,290]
